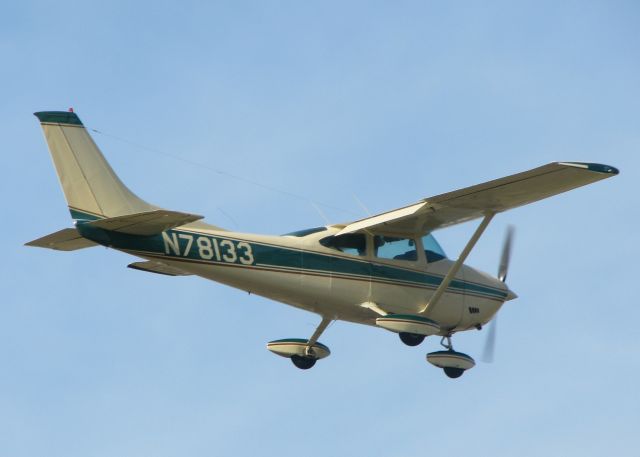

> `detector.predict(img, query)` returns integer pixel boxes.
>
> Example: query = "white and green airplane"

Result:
[28,110,619,378]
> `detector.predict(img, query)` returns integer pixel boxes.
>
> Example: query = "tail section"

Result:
[34,111,157,220]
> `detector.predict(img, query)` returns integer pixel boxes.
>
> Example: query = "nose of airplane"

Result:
[505,288,518,301]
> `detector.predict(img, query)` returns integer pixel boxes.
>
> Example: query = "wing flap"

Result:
[127,260,192,276]
[25,228,98,251]
[86,210,204,236]
[337,162,618,236]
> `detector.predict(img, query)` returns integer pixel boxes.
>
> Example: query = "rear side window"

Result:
[320,234,367,256]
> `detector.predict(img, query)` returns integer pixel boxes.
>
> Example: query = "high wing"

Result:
[336,162,618,236]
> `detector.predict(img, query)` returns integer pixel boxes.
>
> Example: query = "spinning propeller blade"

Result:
[497,225,515,282]
[482,226,515,363]
[481,317,497,363]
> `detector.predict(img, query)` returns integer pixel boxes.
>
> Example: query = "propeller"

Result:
[481,315,497,363]
[497,225,514,282]
[482,225,514,363]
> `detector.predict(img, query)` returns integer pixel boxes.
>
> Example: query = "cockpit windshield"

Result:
[422,234,447,262]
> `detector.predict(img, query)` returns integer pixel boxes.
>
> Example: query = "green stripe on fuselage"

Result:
[74,221,507,301]
[69,207,102,222]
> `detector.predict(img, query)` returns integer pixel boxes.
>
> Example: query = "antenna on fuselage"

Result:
[216,207,239,230]
[88,128,359,220]
[310,201,331,225]
[352,194,372,216]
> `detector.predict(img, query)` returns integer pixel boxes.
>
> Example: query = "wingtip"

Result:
[559,162,619,175]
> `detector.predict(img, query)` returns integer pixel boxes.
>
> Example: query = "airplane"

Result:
[27,109,619,378]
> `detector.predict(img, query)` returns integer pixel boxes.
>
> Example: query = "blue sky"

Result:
[2,1,639,456]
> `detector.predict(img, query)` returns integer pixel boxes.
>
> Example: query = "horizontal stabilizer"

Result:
[86,210,204,236]
[25,228,98,251]
[128,260,192,276]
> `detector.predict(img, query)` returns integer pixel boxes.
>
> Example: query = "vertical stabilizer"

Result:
[34,111,157,220]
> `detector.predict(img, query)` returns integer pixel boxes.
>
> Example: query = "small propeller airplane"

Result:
[27,110,619,378]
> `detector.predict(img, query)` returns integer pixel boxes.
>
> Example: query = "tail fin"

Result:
[34,111,157,221]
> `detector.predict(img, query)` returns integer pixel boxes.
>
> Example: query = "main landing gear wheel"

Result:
[266,318,333,370]
[266,337,331,370]
[399,332,426,347]
[291,354,317,370]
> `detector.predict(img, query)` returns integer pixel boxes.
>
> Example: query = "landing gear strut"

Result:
[440,335,454,350]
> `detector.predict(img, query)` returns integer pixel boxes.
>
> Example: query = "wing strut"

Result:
[420,212,495,314]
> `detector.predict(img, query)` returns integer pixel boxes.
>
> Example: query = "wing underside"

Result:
[336,162,618,236]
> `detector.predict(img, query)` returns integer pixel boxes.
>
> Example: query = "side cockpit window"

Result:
[374,236,418,261]
[320,234,367,256]
[422,233,447,262]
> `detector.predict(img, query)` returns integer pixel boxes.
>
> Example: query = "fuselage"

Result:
[75,211,514,335]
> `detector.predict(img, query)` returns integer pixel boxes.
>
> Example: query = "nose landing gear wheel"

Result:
[443,367,465,379]
[426,336,476,379]
[399,332,426,346]
[291,355,317,370]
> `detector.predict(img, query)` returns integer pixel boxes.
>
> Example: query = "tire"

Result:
[443,367,465,379]
[291,355,317,370]
[399,332,426,347]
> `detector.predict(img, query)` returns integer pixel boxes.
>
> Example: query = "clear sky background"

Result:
[2,1,639,456]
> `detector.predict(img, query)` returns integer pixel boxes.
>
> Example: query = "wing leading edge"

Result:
[336,162,618,236]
